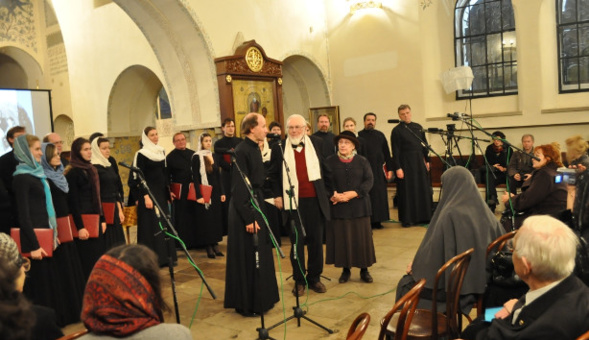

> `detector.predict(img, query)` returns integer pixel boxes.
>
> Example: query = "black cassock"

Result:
[166,148,197,248]
[357,128,393,224]
[214,136,242,235]
[224,137,279,314]
[128,153,177,267]
[391,122,432,225]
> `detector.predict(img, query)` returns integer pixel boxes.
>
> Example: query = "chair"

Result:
[383,248,475,340]
[379,278,426,340]
[57,329,89,340]
[577,330,589,340]
[347,312,371,340]
[473,231,517,318]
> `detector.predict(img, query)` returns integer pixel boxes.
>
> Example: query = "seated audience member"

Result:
[565,135,589,210]
[480,131,508,213]
[507,134,534,194]
[80,244,191,339]
[501,143,567,229]
[396,166,503,311]
[460,215,589,340]
[0,233,63,340]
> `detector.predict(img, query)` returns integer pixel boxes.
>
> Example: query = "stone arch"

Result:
[281,55,331,122]
[112,0,219,129]
[107,65,163,136]
[53,114,74,151]
[0,46,44,89]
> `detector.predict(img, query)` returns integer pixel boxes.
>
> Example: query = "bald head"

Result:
[43,133,64,153]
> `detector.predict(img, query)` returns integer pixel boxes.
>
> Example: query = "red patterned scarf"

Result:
[81,255,163,336]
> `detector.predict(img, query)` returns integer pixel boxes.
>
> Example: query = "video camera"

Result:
[555,167,578,185]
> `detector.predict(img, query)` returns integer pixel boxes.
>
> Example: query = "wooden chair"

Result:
[383,248,475,340]
[473,231,518,318]
[379,278,426,340]
[57,329,89,340]
[577,330,589,340]
[347,312,371,340]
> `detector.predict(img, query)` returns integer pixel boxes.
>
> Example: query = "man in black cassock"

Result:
[312,114,336,159]
[391,104,432,227]
[214,118,242,235]
[166,132,197,248]
[224,113,279,317]
[358,113,393,229]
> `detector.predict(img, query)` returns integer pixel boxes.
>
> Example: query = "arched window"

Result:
[454,0,517,98]
[557,0,589,92]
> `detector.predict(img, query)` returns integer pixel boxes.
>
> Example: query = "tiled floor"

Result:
[63,209,430,339]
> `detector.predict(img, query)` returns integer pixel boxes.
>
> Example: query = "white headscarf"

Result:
[193,133,212,209]
[90,138,111,167]
[132,129,166,179]
[282,134,321,210]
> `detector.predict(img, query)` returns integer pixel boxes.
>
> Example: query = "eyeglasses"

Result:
[505,239,516,253]
[53,141,64,145]
[287,125,305,130]
[21,257,31,272]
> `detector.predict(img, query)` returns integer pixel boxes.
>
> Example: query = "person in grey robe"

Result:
[395,166,504,312]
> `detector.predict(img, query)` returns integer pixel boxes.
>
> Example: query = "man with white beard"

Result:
[271,114,331,296]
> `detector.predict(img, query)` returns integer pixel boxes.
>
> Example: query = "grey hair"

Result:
[286,114,308,128]
[516,215,578,281]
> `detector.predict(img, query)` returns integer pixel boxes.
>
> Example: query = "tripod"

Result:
[230,152,285,340]
[264,139,334,336]
[120,162,217,324]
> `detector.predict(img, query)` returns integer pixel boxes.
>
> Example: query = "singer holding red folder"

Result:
[12,134,79,326]
[66,137,106,280]
[192,132,226,258]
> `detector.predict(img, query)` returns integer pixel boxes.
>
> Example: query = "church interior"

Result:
[1,0,588,338]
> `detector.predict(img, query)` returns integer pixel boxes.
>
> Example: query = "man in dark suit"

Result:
[271,114,330,296]
[460,215,589,340]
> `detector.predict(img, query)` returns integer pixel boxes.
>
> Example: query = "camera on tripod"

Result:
[555,167,578,185]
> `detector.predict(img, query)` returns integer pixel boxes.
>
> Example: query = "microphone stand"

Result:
[265,140,334,336]
[403,124,452,169]
[230,153,285,340]
[120,163,217,325]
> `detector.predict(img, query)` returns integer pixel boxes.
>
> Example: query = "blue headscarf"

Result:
[41,143,69,193]
[13,135,58,249]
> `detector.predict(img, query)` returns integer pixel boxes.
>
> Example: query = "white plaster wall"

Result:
[51,1,163,137]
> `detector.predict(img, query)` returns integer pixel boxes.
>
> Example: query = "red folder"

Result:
[170,183,182,200]
[11,228,54,258]
[69,214,100,238]
[187,183,197,201]
[223,154,232,164]
[56,216,73,243]
[102,202,116,225]
[200,184,213,203]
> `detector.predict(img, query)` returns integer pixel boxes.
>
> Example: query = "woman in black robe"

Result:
[41,142,86,325]
[91,137,126,250]
[396,166,503,312]
[128,127,176,267]
[12,134,69,326]
[66,137,106,280]
[191,132,225,258]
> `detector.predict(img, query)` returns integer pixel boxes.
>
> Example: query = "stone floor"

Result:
[62,209,431,339]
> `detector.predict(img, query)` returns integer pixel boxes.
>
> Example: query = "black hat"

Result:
[492,131,506,139]
[334,131,360,150]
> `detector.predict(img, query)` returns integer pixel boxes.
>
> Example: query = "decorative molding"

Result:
[541,106,589,114]
[0,0,37,52]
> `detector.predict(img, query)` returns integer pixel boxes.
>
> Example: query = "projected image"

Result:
[0,89,52,156]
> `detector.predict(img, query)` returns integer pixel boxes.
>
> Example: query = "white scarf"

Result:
[90,138,111,167]
[261,138,271,162]
[194,134,212,209]
[283,135,321,210]
[132,130,166,179]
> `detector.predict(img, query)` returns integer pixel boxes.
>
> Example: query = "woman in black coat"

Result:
[192,132,225,258]
[65,137,106,280]
[91,137,126,250]
[325,131,376,283]
[501,143,567,228]
[128,127,176,267]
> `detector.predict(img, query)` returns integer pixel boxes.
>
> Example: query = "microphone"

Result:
[424,127,444,133]
[266,133,281,140]
[154,206,160,218]
[446,112,467,120]
[387,119,401,124]
[118,162,142,172]
[253,232,260,269]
